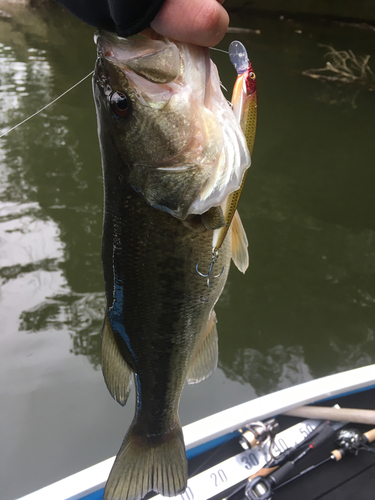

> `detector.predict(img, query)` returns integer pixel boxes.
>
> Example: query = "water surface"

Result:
[1,6,374,499]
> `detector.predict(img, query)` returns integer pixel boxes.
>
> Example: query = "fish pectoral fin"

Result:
[186,312,218,385]
[101,315,133,406]
[231,210,249,273]
[201,206,226,230]
[104,421,187,500]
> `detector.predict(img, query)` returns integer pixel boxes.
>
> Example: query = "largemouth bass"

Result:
[93,31,250,500]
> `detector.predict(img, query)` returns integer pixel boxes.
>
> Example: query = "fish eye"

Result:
[110,91,130,117]
[249,71,256,79]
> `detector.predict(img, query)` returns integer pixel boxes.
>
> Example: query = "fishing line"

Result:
[1,50,228,140]
[209,47,230,55]
[0,70,94,139]
[208,48,231,98]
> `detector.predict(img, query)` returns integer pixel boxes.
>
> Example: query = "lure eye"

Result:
[249,71,256,79]
[110,91,130,117]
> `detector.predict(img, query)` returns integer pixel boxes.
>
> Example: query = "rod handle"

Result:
[269,461,295,486]
[248,466,278,481]
[283,406,375,425]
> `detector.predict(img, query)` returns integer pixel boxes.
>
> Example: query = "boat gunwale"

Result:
[17,363,375,500]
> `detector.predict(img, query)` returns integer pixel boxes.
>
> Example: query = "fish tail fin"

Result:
[104,421,187,500]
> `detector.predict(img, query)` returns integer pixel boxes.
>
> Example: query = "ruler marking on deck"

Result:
[155,420,321,500]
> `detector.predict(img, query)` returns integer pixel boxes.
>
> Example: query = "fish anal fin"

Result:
[101,315,132,406]
[104,421,187,500]
[231,210,249,273]
[186,312,218,385]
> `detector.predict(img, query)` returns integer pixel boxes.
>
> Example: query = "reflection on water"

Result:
[18,291,105,368]
[220,345,313,395]
[0,10,103,351]
[1,5,375,499]
[221,327,375,395]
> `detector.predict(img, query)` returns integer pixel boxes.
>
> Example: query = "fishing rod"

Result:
[249,419,337,473]
[244,426,375,500]
[222,420,336,500]
[273,426,375,491]
[244,421,338,500]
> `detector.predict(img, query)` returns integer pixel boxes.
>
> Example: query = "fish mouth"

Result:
[94,31,214,106]
[94,30,183,85]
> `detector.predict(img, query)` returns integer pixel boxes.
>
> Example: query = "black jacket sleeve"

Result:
[56,0,166,37]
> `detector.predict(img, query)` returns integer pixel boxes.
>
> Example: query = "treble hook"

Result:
[196,248,224,287]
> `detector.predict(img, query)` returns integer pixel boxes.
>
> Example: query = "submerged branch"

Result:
[303,44,374,88]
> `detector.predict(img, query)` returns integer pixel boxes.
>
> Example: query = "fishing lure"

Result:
[198,41,258,285]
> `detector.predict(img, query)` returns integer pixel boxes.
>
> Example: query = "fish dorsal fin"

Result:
[186,312,218,385]
[101,315,133,406]
[231,210,249,273]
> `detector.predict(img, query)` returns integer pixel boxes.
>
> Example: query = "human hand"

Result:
[150,0,229,47]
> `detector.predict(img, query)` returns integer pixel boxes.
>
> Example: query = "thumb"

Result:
[150,0,229,47]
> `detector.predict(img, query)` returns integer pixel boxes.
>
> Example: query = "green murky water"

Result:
[1,5,374,499]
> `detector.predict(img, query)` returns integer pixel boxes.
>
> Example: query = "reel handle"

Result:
[364,427,375,443]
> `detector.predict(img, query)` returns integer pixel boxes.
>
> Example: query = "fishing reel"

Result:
[243,425,375,500]
[335,428,375,455]
[244,476,273,500]
[240,418,280,451]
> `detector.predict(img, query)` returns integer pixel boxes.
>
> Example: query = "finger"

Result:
[139,27,161,40]
[150,0,229,47]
